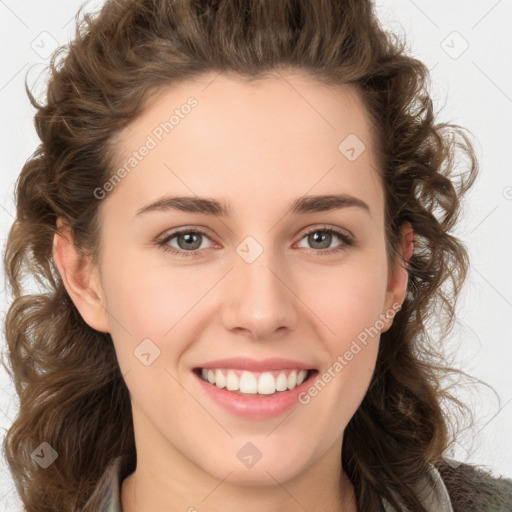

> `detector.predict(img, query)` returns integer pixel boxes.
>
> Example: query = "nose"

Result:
[221,244,300,341]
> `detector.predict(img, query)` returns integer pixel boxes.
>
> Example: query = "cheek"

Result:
[291,267,387,451]
[102,263,207,411]
[302,258,389,342]
[103,256,211,336]
[299,258,388,406]
[99,253,214,381]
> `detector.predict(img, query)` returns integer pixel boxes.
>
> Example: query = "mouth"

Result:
[192,367,319,397]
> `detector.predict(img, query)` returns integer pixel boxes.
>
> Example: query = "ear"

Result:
[380,221,414,333]
[52,218,110,333]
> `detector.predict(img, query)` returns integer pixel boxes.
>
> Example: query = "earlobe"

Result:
[52,219,110,333]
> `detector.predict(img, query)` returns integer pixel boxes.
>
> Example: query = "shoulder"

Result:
[437,460,512,512]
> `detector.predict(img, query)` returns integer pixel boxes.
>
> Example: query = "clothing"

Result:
[84,449,464,511]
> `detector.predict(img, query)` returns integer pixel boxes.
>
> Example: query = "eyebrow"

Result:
[134,193,371,218]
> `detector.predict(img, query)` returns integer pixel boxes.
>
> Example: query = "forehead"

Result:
[104,70,384,221]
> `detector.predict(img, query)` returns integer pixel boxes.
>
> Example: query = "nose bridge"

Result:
[221,236,299,339]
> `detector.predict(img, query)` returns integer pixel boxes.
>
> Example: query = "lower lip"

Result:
[193,370,318,420]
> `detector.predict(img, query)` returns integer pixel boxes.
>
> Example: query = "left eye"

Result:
[160,229,213,255]
[296,228,352,252]
[158,226,353,257]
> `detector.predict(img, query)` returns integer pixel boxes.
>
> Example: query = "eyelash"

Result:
[156,225,354,258]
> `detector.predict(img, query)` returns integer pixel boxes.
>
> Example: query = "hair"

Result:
[2,0,506,511]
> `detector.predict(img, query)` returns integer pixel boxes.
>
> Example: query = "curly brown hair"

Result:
[2,0,504,511]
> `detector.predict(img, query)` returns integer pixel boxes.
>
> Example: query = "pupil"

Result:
[310,231,330,249]
[179,233,200,250]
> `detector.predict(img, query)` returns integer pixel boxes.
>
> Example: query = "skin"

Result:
[53,69,413,512]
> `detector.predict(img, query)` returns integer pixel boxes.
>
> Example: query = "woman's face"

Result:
[86,70,406,486]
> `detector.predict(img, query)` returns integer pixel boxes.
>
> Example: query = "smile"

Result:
[192,366,319,419]
[196,368,311,395]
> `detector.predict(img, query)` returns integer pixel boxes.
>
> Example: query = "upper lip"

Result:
[194,357,316,372]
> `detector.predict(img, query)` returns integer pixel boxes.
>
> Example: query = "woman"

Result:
[3,0,511,511]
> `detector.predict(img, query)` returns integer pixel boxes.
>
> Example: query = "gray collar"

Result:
[381,463,454,512]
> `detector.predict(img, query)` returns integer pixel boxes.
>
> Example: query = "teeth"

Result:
[297,370,307,386]
[258,372,275,394]
[240,371,258,393]
[276,372,288,391]
[198,368,309,395]
[215,369,226,388]
[226,371,238,391]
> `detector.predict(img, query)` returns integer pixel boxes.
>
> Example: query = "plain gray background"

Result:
[1,0,511,509]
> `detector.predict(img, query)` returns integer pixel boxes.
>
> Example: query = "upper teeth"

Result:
[200,368,309,394]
